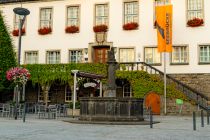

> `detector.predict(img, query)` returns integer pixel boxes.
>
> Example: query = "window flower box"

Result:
[187,18,204,27]
[93,24,108,33]
[65,26,79,33]
[12,28,25,36]
[38,27,52,35]
[123,22,139,30]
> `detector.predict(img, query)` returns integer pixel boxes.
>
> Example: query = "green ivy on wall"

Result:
[23,64,188,101]
[116,70,188,101]
[24,63,107,86]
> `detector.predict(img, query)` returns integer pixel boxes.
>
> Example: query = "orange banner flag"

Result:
[156,5,173,52]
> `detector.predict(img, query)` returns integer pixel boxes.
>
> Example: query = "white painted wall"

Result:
[1,0,210,74]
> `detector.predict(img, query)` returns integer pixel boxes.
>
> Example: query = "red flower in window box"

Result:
[65,26,79,33]
[12,28,25,36]
[38,27,52,35]
[93,24,108,33]
[123,22,139,30]
[187,18,204,27]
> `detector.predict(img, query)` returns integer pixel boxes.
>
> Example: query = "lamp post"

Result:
[13,7,30,121]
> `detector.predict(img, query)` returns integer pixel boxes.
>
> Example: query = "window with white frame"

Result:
[124,1,138,24]
[119,48,135,62]
[67,6,79,27]
[95,4,108,25]
[171,46,189,64]
[38,86,51,102]
[123,84,132,97]
[144,47,161,64]
[187,0,203,21]
[40,8,52,28]
[46,51,60,64]
[65,85,72,102]
[25,51,38,64]
[199,45,210,63]
[69,50,83,63]
[154,0,171,27]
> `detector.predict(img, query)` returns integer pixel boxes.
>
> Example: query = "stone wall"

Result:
[170,74,210,98]
[160,97,198,115]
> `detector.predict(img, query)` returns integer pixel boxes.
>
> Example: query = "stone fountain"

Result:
[79,48,144,122]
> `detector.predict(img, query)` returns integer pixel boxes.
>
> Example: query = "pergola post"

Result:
[71,70,79,117]
[100,81,103,97]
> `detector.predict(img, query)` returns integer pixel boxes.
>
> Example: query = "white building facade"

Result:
[0,0,210,74]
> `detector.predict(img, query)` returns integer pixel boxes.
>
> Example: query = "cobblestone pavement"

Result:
[0,115,210,140]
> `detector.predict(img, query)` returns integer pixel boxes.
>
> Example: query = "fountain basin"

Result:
[79,97,144,121]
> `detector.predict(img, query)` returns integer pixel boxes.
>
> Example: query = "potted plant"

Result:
[123,22,139,30]
[6,67,30,85]
[12,28,25,36]
[187,18,204,27]
[38,27,52,35]
[67,101,80,116]
[65,25,79,33]
[93,24,108,33]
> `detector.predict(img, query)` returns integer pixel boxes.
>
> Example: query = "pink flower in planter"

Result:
[6,67,30,85]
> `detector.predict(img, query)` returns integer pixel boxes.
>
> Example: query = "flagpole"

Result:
[164,52,167,115]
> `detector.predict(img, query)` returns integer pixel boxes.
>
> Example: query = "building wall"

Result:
[0,0,210,74]
[170,73,210,98]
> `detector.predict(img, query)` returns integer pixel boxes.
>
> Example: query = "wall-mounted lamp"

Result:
[138,52,141,62]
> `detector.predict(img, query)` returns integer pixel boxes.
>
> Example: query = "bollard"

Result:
[150,107,153,128]
[207,111,209,125]
[201,110,204,127]
[193,111,196,131]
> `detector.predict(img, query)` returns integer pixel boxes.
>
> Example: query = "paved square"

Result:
[0,116,210,140]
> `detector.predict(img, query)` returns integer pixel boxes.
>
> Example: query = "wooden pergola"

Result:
[71,70,106,116]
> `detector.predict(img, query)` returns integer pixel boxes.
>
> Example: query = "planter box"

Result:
[67,109,80,116]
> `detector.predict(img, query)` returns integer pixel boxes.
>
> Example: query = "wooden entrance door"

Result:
[145,92,160,115]
[94,47,109,63]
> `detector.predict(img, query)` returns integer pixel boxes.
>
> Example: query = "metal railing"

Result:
[118,62,209,110]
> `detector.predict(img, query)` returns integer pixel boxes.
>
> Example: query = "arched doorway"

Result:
[145,92,160,115]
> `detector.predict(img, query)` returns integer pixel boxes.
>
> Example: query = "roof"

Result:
[0,0,38,4]
[71,71,106,80]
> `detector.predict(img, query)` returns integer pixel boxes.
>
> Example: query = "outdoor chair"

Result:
[37,105,46,119]
[26,102,36,113]
[1,104,10,117]
[17,104,24,118]
[0,103,3,116]
[59,104,69,117]
[47,105,58,119]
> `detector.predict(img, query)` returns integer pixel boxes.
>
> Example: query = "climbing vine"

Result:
[116,70,188,101]
[23,63,107,86]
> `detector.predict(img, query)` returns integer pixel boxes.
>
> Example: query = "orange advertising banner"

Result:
[156,5,173,52]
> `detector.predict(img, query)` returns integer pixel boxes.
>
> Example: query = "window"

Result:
[67,6,80,27]
[124,1,138,24]
[38,86,51,102]
[187,0,204,21]
[154,0,171,27]
[46,51,60,64]
[65,85,72,102]
[95,4,108,25]
[171,46,188,64]
[199,45,210,63]
[123,84,132,97]
[69,50,83,63]
[119,48,135,62]
[40,8,53,28]
[144,47,161,64]
[25,51,38,64]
